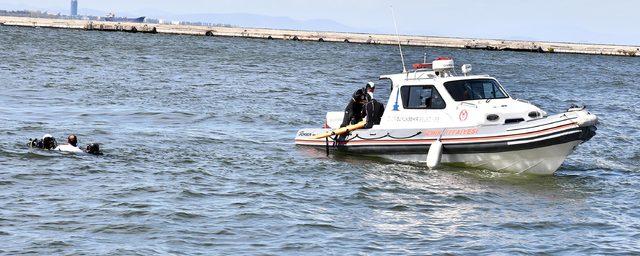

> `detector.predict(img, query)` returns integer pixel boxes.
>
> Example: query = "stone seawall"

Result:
[1,16,638,57]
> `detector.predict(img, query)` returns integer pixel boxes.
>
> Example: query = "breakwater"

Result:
[1,16,638,57]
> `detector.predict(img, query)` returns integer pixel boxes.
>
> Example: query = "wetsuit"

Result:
[364,99,385,129]
[340,88,369,127]
[28,137,57,150]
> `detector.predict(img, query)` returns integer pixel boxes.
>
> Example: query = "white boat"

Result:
[295,57,598,175]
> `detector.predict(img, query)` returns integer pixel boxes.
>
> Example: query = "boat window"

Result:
[400,85,446,109]
[444,79,508,101]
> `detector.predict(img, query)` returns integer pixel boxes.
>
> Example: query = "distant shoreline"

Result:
[1,16,638,57]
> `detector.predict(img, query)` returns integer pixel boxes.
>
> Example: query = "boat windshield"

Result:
[444,79,509,101]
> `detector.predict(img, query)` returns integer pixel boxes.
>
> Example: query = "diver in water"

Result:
[340,82,375,127]
[28,134,102,155]
[55,134,83,153]
[27,134,58,150]
[84,143,103,156]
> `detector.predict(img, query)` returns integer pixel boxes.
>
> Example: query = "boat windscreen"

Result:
[444,79,508,101]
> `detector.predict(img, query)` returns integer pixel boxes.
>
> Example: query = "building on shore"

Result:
[70,0,78,16]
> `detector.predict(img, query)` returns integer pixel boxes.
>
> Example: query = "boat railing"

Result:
[459,102,478,108]
[404,69,436,81]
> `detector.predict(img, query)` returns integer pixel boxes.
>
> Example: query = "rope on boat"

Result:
[387,131,422,139]
[339,131,423,142]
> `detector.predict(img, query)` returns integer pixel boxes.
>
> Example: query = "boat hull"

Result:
[368,141,581,175]
[295,110,597,175]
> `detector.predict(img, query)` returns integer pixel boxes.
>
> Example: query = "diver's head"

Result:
[365,82,375,93]
[68,134,78,147]
[85,143,101,155]
[42,134,56,150]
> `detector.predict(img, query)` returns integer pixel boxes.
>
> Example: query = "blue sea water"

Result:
[0,25,639,254]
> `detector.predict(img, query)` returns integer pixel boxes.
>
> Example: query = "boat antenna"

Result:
[390,6,407,73]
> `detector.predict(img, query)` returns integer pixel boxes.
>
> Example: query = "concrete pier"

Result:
[1,16,638,57]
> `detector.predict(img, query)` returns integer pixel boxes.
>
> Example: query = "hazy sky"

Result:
[1,0,638,45]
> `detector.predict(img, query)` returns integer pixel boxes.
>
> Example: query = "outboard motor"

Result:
[85,143,103,155]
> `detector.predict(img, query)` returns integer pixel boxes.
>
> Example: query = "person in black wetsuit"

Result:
[340,82,375,127]
[28,134,58,150]
[364,97,385,129]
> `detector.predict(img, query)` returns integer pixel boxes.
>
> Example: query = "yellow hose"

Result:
[312,120,366,139]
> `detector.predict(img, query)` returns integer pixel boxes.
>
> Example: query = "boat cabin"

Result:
[367,58,546,129]
[301,58,598,175]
